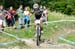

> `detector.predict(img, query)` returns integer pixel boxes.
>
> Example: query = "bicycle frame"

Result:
[35,20,41,46]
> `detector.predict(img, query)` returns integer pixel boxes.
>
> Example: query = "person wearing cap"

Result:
[33,3,43,33]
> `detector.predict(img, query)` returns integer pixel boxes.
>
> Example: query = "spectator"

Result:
[8,6,16,27]
[0,5,8,30]
[17,5,23,28]
[41,6,48,23]
[23,7,30,27]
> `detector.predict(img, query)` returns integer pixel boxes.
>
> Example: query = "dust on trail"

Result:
[14,38,75,49]
[0,38,75,49]
[23,25,75,49]
[20,38,75,49]
[0,26,75,49]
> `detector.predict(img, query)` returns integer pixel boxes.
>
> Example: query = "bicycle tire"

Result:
[36,25,40,46]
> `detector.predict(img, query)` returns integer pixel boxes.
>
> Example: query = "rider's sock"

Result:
[41,28,44,33]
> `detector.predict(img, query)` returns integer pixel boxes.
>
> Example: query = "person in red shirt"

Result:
[8,6,16,27]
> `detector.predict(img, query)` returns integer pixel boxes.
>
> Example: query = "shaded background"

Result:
[0,0,75,15]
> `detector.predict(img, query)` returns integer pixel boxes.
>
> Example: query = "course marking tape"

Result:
[59,37,75,45]
[0,40,19,46]
[0,30,21,46]
[0,19,75,46]
[44,19,75,45]
[44,20,75,24]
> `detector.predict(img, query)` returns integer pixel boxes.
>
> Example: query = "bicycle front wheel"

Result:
[36,25,41,46]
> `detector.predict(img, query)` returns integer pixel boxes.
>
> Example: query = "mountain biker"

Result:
[33,3,43,33]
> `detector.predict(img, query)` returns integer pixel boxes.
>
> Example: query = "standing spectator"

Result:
[17,5,23,28]
[23,7,30,27]
[41,6,48,23]
[6,11,12,27]
[8,6,16,27]
[0,5,8,30]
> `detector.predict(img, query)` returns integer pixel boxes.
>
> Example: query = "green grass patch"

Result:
[65,33,75,42]
[1,11,75,47]
[0,33,16,43]
[58,33,75,45]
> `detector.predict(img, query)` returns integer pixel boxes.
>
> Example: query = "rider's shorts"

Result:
[35,19,40,24]
[41,16,47,22]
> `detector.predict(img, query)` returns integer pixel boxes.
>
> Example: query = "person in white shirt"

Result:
[23,7,30,27]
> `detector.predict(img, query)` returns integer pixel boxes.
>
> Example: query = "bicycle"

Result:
[35,20,41,46]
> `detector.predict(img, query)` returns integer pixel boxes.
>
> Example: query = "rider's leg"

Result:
[44,16,48,25]
[34,20,36,28]
[40,19,43,33]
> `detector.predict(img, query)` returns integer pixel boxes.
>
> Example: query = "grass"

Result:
[0,33,15,43]
[65,33,75,42]
[58,33,75,45]
[0,11,75,48]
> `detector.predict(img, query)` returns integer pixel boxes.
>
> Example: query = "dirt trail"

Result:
[0,38,74,49]
[0,27,75,49]
[19,39,74,49]
[19,26,75,49]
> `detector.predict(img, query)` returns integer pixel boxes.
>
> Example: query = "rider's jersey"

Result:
[33,8,43,20]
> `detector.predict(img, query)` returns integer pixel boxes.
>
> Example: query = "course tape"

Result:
[0,30,21,46]
[44,20,75,24]
[44,19,75,45]
[0,30,20,40]
[59,37,75,45]
[0,19,75,46]
[0,40,19,46]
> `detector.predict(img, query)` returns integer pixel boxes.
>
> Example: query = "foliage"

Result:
[1,0,75,15]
